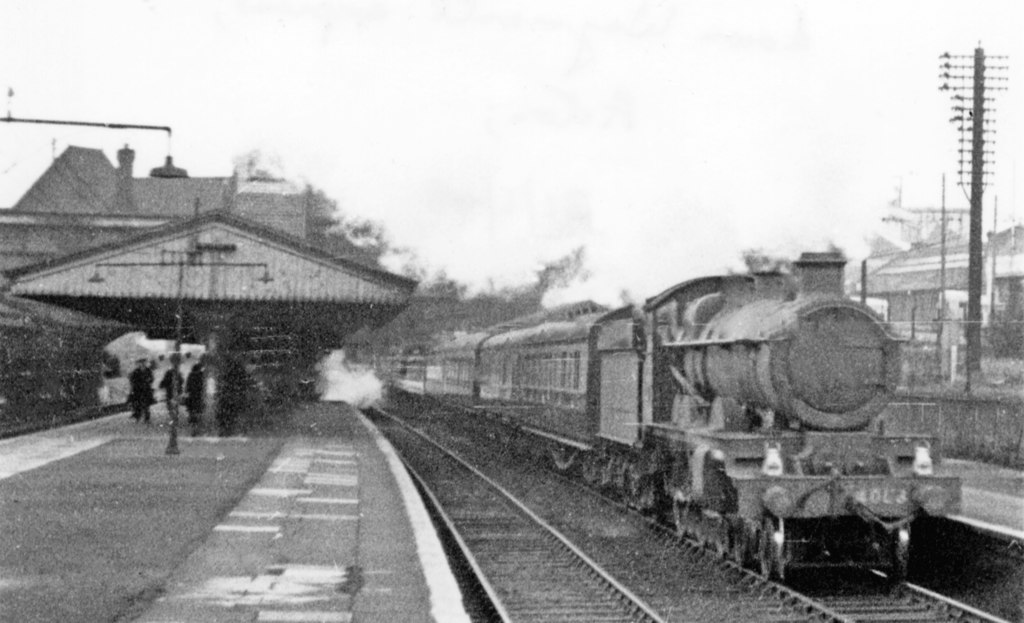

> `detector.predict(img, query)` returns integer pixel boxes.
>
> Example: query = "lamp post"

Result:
[165,258,186,455]
[87,248,273,455]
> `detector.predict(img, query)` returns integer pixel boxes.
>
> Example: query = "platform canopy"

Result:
[3,211,417,345]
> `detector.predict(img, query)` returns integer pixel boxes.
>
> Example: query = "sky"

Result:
[0,0,1022,306]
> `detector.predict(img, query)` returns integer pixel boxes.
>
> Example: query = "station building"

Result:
[0,143,416,410]
[858,223,1024,342]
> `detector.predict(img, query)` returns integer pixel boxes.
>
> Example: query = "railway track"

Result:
[375,392,1017,623]
[803,575,1012,623]
[0,402,128,440]
[372,405,854,622]
[373,407,666,622]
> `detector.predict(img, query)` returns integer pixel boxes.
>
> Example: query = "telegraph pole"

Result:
[940,46,1008,390]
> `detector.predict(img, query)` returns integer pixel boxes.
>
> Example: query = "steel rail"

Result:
[904,581,1013,623]
[375,406,668,623]
[400,456,514,622]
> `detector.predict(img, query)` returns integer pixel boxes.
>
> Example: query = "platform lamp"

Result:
[165,257,187,455]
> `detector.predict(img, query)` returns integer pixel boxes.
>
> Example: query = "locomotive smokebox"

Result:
[793,251,846,296]
[675,250,901,431]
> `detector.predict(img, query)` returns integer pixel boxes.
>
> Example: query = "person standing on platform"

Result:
[128,359,155,423]
[160,353,184,411]
[183,356,206,436]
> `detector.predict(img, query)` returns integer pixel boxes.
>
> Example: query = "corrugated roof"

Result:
[4,210,418,293]
[0,294,126,329]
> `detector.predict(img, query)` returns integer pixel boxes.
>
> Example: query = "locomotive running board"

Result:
[661,337,775,348]
[516,424,592,451]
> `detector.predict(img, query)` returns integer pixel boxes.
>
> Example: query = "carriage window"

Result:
[572,351,581,389]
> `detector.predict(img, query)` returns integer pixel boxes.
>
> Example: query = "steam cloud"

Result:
[316,350,383,409]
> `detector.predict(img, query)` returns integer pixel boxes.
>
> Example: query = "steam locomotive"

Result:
[386,252,960,582]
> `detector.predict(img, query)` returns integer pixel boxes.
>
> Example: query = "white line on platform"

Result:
[231,511,288,520]
[250,488,314,497]
[950,514,1024,540]
[214,525,280,533]
[963,486,1024,508]
[297,497,358,505]
[0,437,110,481]
[314,450,359,457]
[304,475,358,486]
[266,564,347,579]
[229,511,358,521]
[289,513,358,521]
[311,458,358,466]
[257,611,352,622]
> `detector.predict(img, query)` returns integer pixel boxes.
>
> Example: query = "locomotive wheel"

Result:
[891,526,910,584]
[623,462,640,508]
[711,515,729,558]
[636,472,659,512]
[581,456,602,487]
[601,456,625,491]
[727,517,749,565]
[551,447,578,473]
[672,499,692,540]
[624,461,651,510]
[758,516,786,582]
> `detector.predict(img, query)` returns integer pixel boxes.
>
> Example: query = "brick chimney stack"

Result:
[114,144,136,213]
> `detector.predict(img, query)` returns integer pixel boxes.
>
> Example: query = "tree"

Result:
[304,185,392,269]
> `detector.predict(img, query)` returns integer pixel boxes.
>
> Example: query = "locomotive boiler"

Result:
[387,251,960,582]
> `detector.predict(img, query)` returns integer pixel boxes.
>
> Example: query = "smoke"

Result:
[316,350,383,409]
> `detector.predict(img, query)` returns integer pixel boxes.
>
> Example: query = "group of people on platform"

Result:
[128,354,206,434]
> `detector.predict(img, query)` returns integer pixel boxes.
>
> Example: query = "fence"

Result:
[890,318,1024,391]
[882,398,1024,469]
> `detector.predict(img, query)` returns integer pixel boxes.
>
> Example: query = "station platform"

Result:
[940,458,1024,539]
[0,402,470,623]
[0,399,1020,622]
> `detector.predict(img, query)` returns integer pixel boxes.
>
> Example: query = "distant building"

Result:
[989,225,1024,321]
[861,223,1024,339]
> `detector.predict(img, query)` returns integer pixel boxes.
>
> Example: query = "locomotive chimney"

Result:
[793,251,846,296]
